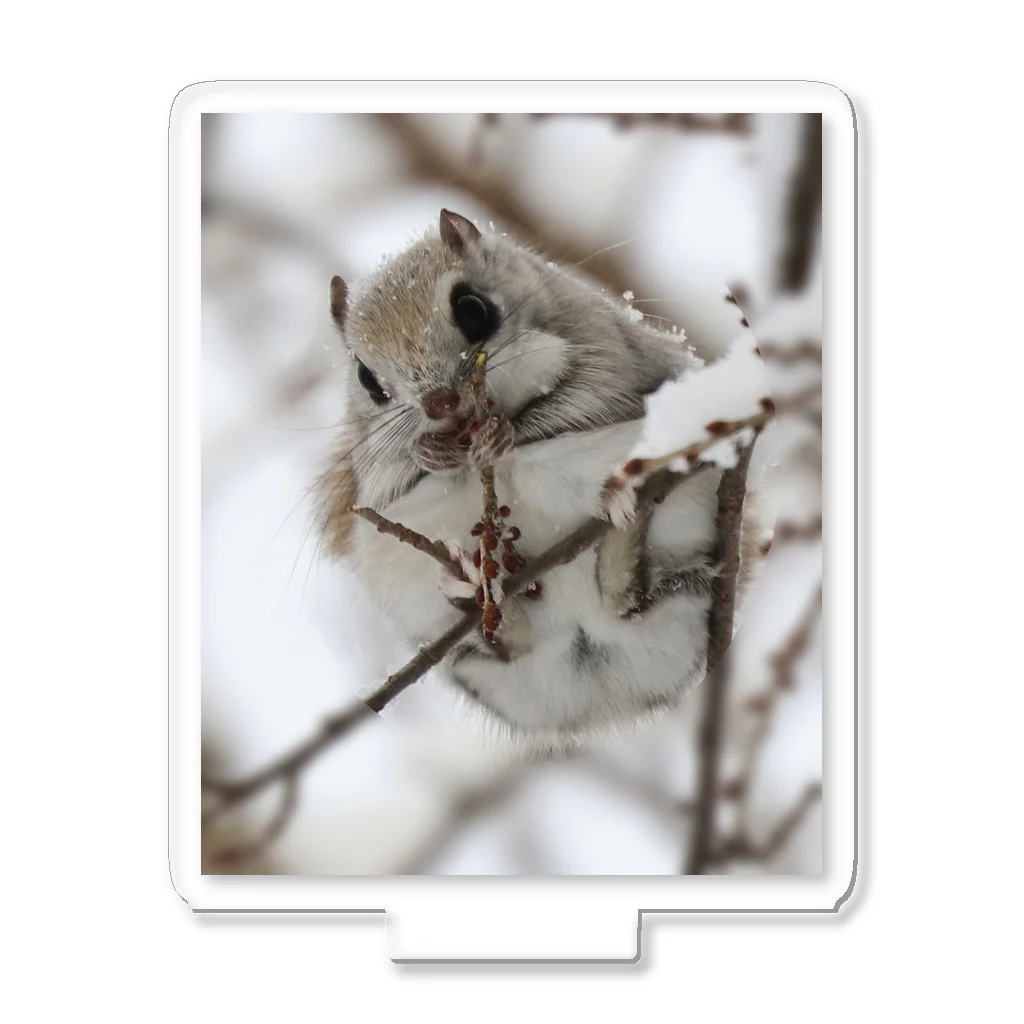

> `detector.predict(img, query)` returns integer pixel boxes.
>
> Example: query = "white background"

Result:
[2,0,1020,1017]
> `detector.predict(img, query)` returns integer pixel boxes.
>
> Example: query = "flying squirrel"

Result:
[316,209,764,741]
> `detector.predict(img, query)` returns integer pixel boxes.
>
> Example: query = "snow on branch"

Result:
[635,334,770,466]
[601,334,773,528]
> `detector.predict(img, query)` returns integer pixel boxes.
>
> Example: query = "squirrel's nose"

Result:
[421,389,462,420]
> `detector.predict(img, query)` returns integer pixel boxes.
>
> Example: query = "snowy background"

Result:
[200,112,823,874]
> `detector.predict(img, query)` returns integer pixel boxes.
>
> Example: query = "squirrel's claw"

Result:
[411,431,470,472]
[598,476,639,529]
[468,416,515,469]
[439,573,478,603]
[439,541,482,607]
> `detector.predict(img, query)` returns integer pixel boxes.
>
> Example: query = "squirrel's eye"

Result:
[451,286,497,343]
[356,359,390,405]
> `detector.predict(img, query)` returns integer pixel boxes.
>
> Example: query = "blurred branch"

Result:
[202,193,341,275]
[688,575,823,873]
[733,583,822,837]
[585,755,696,819]
[711,781,822,865]
[766,583,823,695]
[466,112,498,174]
[203,702,373,827]
[200,190,353,482]
[771,515,823,548]
[526,112,753,134]
[375,112,751,355]
[206,775,299,869]
[374,113,646,314]
[396,751,694,875]
[200,739,281,874]
[392,767,530,874]
[758,339,822,365]
[778,113,822,294]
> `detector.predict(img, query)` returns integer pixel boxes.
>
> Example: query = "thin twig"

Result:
[352,505,453,571]
[363,613,481,714]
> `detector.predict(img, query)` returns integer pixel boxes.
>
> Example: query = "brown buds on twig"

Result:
[469,352,535,642]
[471,353,502,642]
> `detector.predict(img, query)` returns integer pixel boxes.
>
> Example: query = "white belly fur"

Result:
[353,422,720,736]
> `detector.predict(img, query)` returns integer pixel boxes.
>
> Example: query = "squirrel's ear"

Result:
[439,209,481,254]
[330,275,348,329]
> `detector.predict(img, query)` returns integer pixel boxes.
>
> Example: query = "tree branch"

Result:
[778,113,823,294]
[352,505,453,572]
[684,441,756,874]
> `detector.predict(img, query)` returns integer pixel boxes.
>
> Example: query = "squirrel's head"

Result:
[328,209,688,490]
[330,209,571,436]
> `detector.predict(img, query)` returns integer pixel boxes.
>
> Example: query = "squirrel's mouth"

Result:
[422,411,477,439]
[422,390,505,440]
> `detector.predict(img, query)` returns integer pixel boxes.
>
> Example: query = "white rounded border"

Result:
[169,80,857,961]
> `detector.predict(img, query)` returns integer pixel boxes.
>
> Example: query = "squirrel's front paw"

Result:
[598,475,640,529]
[468,416,515,469]
[438,541,481,609]
[411,431,470,472]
